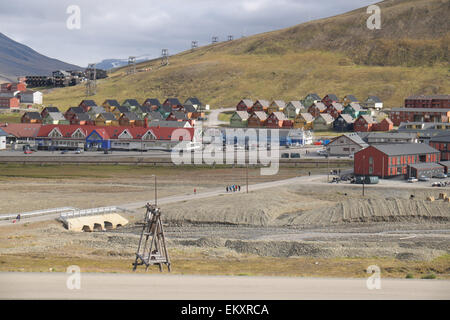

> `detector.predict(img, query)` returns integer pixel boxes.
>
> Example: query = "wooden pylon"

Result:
[132,203,171,272]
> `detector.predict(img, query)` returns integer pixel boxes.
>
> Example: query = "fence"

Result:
[59,206,123,223]
[0,207,77,221]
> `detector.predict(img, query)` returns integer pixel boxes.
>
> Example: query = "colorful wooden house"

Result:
[142,98,162,111]
[308,102,327,118]
[112,106,131,120]
[333,114,354,132]
[95,112,118,126]
[145,111,165,121]
[326,102,344,119]
[265,112,287,128]
[163,98,184,111]
[118,112,142,127]
[184,97,203,109]
[21,112,42,124]
[322,94,339,107]
[79,99,97,112]
[354,115,376,132]
[41,106,60,119]
[342,103,362,119]
[284,101,306,119]
[268,100,286,114]
[88,106,106,118]
[251,100,270,113]
[72,113,93,125]
[373,118,393,132]
[313,113,334,131]
[302,93,321,108]
[230,111,250,128]
[42,112,70,125]
[342,95,358,106]
[247,111,268,128]
[122,99,142,112]
[293,113,314,130]
[64,106,84,122]
[101,99,121,112]
[236,99,253,112]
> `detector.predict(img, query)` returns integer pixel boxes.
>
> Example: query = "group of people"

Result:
[226,185,241,192]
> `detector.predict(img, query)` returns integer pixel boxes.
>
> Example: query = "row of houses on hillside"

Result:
[0,123,194,151]
[21,97,207,127]
[235,95,383,115]
[0,81,43,108]
[231,109,393,132]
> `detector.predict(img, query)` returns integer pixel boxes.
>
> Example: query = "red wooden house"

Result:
[265,112,286,128]
[250,100,270,113]
[373,118,393,132]
[79,100,97,112]
[322,94,339,107]
[236,99,254,112]
[326,102,344,119]
[354,115,376,132]
[308,102,327,118]
[247,112,267,127]
[0,96,20,109]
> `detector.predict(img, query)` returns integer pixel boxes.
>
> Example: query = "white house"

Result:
[0,128,7,150]
[19,90,43,105]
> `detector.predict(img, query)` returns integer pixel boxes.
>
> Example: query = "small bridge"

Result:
[59,206,129,232]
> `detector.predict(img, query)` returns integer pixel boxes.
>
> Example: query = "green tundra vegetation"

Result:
[44,0,449,111]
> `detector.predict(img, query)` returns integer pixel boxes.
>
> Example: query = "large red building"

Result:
[389,108,450,126]
[0,96,20,109]
[429,134,450,161]
[404,95,450,109]
[354,143,440,177]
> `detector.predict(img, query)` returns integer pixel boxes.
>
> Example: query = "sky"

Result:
[0,0,377,67]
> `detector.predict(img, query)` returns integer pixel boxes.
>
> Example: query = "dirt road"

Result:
[0,272,448,299]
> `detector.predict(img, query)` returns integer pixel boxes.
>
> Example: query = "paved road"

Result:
[0,272,448,299]
[203,107,235,127]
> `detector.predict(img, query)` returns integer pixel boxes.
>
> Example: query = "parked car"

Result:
[418,176,430,182]
[432,182,443,187]
[290,153,300,158]
[433,173,447,179]
[407,177,418,183]
[281,153,289,158]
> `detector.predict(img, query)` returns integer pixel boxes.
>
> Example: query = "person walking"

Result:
[226,186,229,192]
[16,214,21,222]
[308,171,311,176]
[194,188,197,195]
[238,185,241,191]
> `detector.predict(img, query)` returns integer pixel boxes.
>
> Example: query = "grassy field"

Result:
[218,111,234,122]
[0,112,22,123]
[0,252,448,279]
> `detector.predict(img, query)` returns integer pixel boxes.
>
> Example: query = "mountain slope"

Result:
[45,0,450,110]
[0,33,81,82]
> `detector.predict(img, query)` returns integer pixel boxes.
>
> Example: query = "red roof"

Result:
[35,124,194,141]
[0,123,42,138]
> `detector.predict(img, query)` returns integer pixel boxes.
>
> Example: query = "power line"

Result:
[127,56,136,75]
[161,49,169,66]
[191,41,198,51]
[85,63,96,96]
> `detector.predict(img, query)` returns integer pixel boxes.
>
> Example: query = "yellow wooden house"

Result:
[293,112,315,130]
[95,112,119,126]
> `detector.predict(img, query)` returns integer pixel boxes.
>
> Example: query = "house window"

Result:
[369,157,373,164]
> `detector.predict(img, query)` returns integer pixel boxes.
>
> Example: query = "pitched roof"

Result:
[75,113,91,121]
[0,123,42,138]
[43,106,60,113]
[349,102,363,111]
[23,112,42,120]
[185,97,202,106]
[408,163,443,170]
[338,114,355,123]
[0,128,8,136]
[343,133,369,148]
[46,112,66,121]
[147,111,164,120]
[372,143,440,156]
[251,111,268,121]
[103,99,121,107]
[239,99,253,107]
[79,100,97,107]
[344,95,358,102]
[390,108,450,113]
[324,94,339,101]
[366,96,382,103]
[183,104,197,113]
[122,99,141,107]
[164,98,182,106]
[270,111,287,121]
[254,100,270,108]
[306,93,321,100]
[121,112,139,121]
[330,102,344,111]
[172,111,188,120]
[115,106,130,113]
[364,132,417,140]
[298,112,314,122]
[406,95,450,100]
[143,98,161,107]
[99,112,116,121]
[312,102,327,111]
[316,113,334,123]
[67,106,84,114]
[89,106,106,114]
[357,115,376,124]
[147,120,192,128]
[287,101,305,109]
[233,111,250,121]
[271,100,286,109]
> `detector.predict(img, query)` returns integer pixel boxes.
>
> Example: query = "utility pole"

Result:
[227,35,234,41]
[85,63,96,96]
[212,36,218,44]
[246,164,249,193]
[127,56,136,75]
[154,175,157,206]
[161,49,169,66]
[191,41,198,51]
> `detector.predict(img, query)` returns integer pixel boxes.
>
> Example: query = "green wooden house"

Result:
[230,111,250,128]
